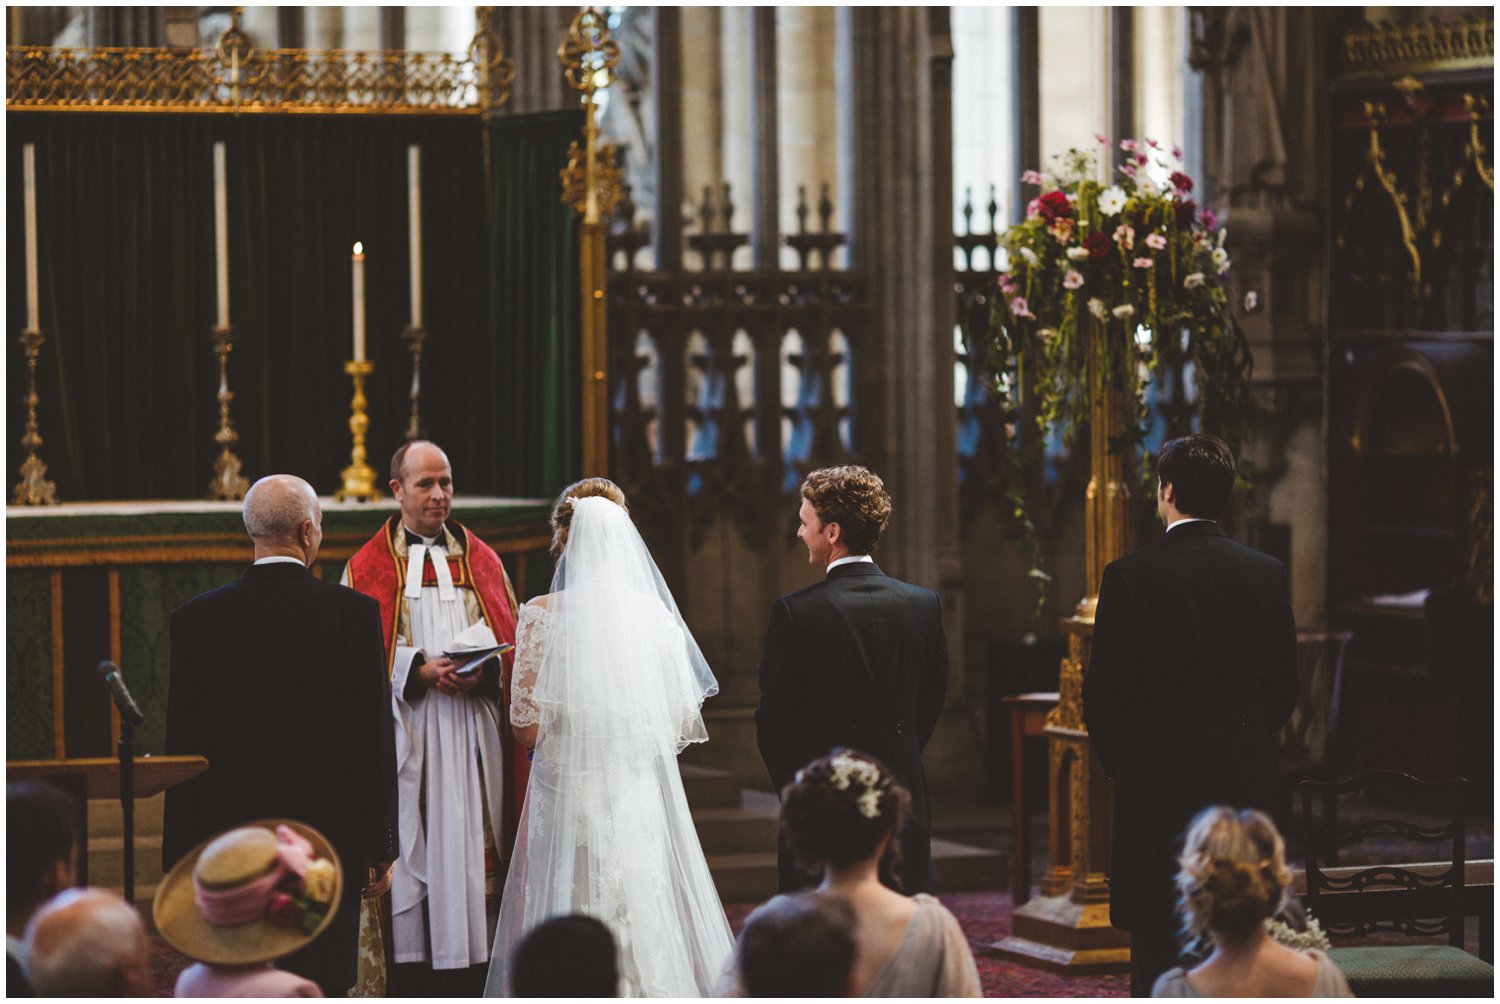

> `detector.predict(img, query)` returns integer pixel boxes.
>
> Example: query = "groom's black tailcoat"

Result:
[164,562,399,996]
[1082,520,1298,987]
[756,561,949,894]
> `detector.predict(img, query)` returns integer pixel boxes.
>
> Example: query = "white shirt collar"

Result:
[1166,517,1215,534]
[253,556,304,566]
[826,554,875,573]
[402,524,439,547]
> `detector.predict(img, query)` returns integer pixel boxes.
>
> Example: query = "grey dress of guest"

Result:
[1151,948,1354,997]
[863,894,982,997]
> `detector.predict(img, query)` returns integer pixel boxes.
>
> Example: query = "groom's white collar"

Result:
[826,554,875,574]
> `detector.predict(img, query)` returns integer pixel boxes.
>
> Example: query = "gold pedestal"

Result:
[988,315,1132,974]
[206,324,250,501]
[335,360,380,502]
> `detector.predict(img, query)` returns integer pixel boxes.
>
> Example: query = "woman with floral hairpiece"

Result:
[725,749,981,997]
[483,478,733,997]
[1152,807,1352,997]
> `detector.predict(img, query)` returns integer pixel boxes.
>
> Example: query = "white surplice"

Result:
[343,530,506,970]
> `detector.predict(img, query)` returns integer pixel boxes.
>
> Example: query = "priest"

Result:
[343,440,528,996]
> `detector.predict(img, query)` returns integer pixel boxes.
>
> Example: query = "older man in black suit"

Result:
[1083,434,1299,995]
[163,475,397,996]
[756,465,949,894]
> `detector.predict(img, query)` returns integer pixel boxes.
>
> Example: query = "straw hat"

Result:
[153,819,343,967]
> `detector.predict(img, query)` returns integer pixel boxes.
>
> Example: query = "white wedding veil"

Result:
[529,494,718,758]
[485,494,732,997]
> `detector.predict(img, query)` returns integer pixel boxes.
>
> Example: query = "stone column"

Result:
[680,7,724,241]
[491,7,575,113]
[720,8,754,263]
[844,7,966,717]
[777,8,840,265]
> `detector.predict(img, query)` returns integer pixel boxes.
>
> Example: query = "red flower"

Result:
[268,893,301,927]
[1036,190,1071,222]
[1170,171,1194,194]
[1175,198,1198,229]
[1084,233,1112,259]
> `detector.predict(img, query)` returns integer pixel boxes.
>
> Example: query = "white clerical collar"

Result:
[826,554,875,574]
[402,524,439,547]
[254,556,304,566]
[403,526,456,600]
[1166,517,1215,533]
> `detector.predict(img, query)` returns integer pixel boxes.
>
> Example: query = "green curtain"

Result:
[482,109,582,499]
[7,110,579,500]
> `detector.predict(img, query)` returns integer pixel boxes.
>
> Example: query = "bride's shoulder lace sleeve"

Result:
[510,602,548,728]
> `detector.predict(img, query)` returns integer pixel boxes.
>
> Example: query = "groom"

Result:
[756,465,949,893]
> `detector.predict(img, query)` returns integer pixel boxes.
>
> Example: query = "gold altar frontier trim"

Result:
[1338,16,1493,77]
[7,8,514,114]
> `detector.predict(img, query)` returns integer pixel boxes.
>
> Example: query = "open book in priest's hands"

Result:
[442,622,515,677]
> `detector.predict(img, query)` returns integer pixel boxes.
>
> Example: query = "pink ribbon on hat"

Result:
[193,825,316,927]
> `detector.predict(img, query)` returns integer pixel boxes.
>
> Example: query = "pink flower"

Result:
[1120,139,1138,153]
[1120,163,1137,178]
[1172,144,1184,161]
[1135,153,1149,166]
[998,273,1017,295]
[1063,270,1085,289]
[1025,197,1043,219]
[1146,138,1161,150]
[1114,225,1135,250]
[1144,232,1168,251]
[1202,209,1219,231]
[1048,217,1075,244]
[1133,256,1155,269]
[1009,296,1035,319]
[1020,169,1045,185]
[1095,132,1109,145]
[268,893,301,927]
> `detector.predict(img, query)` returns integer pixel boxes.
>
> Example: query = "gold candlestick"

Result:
[13,327,59,505]
[335,359,380,502]
[207,324,250,500]
[402,323,427,441]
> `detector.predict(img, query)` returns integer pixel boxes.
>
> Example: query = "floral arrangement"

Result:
[800,751,885,819]
[1266,911,1332,952]
[979,137,1254,602]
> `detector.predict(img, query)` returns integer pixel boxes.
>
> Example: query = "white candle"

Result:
[352,242,366,362]
[23,144,39,331]
[214,142,229,328]
[408,145,423,328]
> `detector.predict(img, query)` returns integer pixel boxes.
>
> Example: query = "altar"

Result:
[6,497,550,762]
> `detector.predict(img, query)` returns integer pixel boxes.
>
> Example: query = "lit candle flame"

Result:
[353,242,364,256]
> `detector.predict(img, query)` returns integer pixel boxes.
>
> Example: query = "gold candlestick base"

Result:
[14,327,59,506]
[335,359,381,502]
[402,323,428,442]
[207,324,250,501]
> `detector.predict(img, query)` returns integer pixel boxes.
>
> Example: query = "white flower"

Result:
[1111,304,1136,319]
[1037,327,1058,341]
[1063,270,1084,289]
[1217,256,1232,275]
[1019,246,1039,266]
[1087,297,1107,320]
[1098,186,1127,215]
[1184,272,1206,289]
[856,790,881,819]
[1211,247,1228,267]
[1137,175,1160,198]
[302,859,337,904]
[1066,246,1090,261]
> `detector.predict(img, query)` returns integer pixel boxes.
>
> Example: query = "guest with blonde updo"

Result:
[1152,807,1352,997]
[726,749,980,997]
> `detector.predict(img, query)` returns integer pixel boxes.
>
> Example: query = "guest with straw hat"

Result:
[155,820,343,997]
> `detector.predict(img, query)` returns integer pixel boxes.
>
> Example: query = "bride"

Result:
[484,478,734,997]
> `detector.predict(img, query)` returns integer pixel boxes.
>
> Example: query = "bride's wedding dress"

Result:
[483,497,734,997]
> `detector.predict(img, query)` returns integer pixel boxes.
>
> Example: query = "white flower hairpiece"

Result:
[822,752,885,819]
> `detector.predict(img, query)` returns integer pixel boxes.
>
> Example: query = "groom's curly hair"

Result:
[550,477,629,557]
[800,466,892,555]
[780,749,911,887]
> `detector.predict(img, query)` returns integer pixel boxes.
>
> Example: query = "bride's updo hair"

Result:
[1176,806,1291,946]
[550,477,629,557]
[780,749,911,883]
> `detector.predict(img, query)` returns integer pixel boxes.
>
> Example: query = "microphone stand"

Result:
[118,715,135,906]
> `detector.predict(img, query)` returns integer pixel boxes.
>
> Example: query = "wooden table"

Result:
[1000,692,1058,907]
[8,756,208,884]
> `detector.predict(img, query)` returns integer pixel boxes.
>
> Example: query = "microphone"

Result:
[98,661,145,726]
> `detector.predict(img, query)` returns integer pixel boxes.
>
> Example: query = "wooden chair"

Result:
[1273,631,1352,828]
[1300,771,1494,996]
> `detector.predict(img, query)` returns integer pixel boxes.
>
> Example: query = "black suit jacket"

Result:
[163,562,398,995]
[755,561,949,893]
[1082,520,1298,931]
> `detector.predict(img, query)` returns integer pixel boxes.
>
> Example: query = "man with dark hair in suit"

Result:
[7,781,78,996]
[164,474,397,996]
[756,465,949,894]
[1083,434,1299,995]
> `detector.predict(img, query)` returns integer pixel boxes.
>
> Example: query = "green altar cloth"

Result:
[6,498,549,761]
